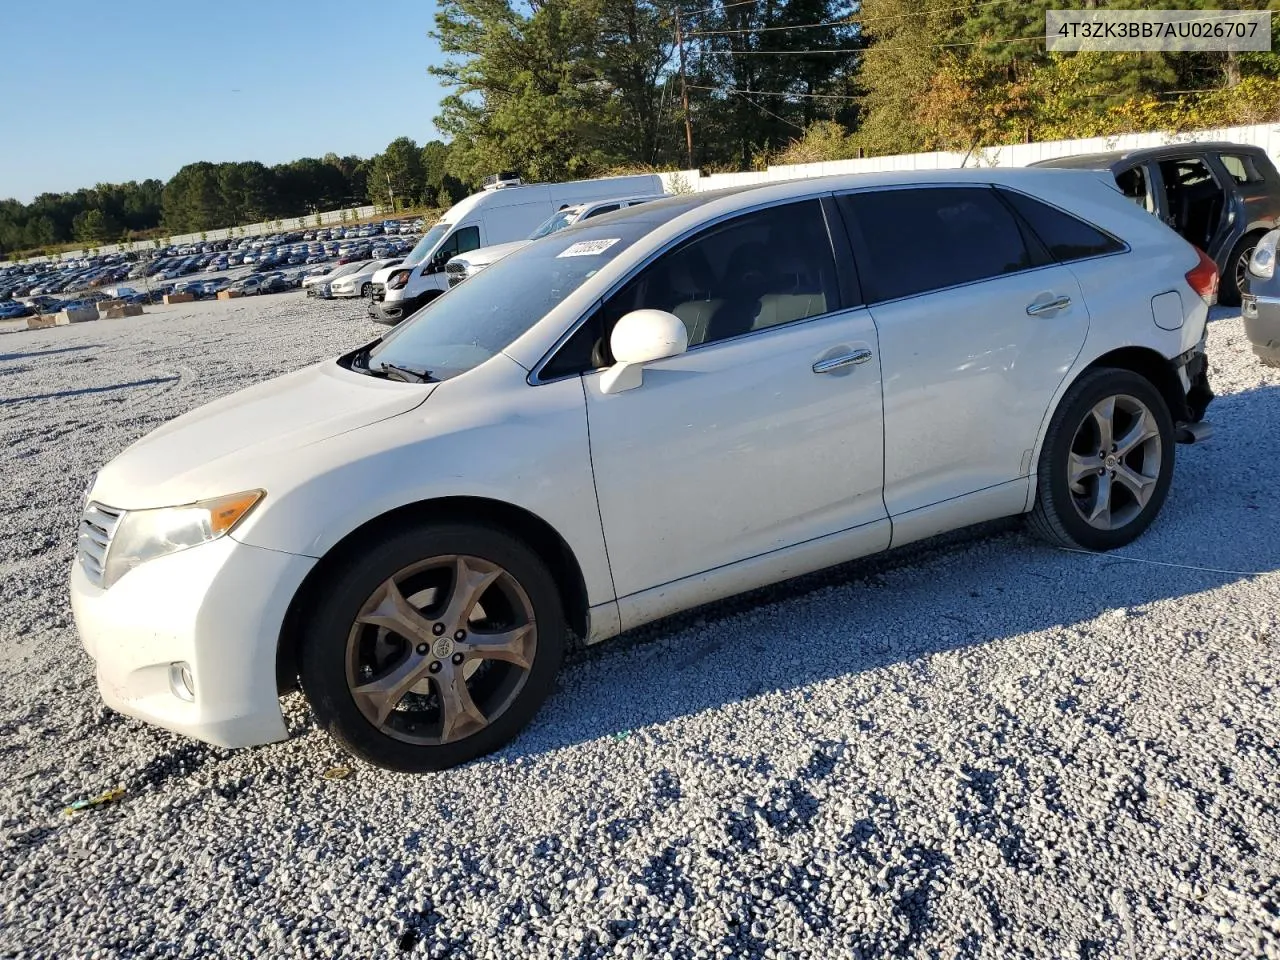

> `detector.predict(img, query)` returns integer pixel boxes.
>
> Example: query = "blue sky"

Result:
[0,0,448,203]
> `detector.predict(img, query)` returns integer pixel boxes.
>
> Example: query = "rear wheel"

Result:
[1028,368,1175,551]
[1221,231,1263,307]
[299,522,566,772]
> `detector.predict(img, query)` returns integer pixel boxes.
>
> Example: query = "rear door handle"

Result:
[813,348,873,374]
[1026,295,1072,317]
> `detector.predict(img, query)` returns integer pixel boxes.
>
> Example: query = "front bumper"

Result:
[368,292,427,325]
[1242,294,1280,352]
[71,536,316,748]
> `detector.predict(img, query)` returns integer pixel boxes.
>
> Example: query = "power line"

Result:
[686,0,1019,38]
[730,89,808,130]
[689,84,860,101]
[704,48,856,55]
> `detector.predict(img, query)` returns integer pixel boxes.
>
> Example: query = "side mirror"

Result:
[600,309,688,395]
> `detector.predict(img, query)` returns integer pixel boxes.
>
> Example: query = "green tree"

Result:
[369,137,428,209]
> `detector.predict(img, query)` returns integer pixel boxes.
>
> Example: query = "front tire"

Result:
[299,522,566,772]
[1028,368,1175,551]
[361,282,372,298]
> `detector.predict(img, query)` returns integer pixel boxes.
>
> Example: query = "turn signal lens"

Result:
[208,491,264,535]
[1185,247,1219,304]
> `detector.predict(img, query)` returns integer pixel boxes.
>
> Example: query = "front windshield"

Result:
[403,223,450,266]
[367,219,657,380]
[527,209,578,240]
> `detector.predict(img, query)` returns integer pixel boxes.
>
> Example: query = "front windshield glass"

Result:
[367,219,657,380]
[527,209,579,240]
[403,223,450,265]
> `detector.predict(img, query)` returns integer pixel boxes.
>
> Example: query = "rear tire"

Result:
[299,521,566,772]
[1028,368,1175,551]
[1221,231,1263,307]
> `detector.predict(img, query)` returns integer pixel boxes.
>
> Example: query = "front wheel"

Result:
[1028,368,1175,551]
[299,522,566,772]
[361,282,372,298]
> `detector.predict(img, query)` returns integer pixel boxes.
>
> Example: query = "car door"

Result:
[836,185,1090,519]
[576,198,889,600]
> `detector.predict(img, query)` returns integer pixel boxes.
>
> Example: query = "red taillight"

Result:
[1186,246,1219,304]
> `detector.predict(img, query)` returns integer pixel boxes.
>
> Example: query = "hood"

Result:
[91,360,434,509]
[453,241,529,269]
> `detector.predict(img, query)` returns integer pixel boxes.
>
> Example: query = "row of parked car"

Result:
[0,218,425,316]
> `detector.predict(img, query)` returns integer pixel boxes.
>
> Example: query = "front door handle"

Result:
[813,348,873,374]
[1026,295,1072,317]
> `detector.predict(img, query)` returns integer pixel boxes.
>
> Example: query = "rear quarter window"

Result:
[1219,153,1265,185]
[998,189,1125,263]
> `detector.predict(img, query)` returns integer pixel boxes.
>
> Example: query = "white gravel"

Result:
[1,296,1278,959]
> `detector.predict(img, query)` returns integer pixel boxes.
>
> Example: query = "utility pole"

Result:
[385,172,395,214]
[675,8,694,170]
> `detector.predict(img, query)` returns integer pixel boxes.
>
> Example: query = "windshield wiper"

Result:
[376,362,435,383]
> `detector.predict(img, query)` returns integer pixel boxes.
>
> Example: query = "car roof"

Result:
[1031,141,1267,170]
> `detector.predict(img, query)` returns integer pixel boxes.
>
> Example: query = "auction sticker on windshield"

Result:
[557,239,621,258]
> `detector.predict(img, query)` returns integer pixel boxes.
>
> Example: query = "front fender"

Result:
[230,357,615,608]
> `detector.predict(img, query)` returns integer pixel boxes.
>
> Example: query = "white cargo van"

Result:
[443,194,667,289]
[367,172,665,324]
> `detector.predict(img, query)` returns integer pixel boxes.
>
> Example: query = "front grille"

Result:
[446,263,468,288]
[370,282,386,302]
[78,502,123,588]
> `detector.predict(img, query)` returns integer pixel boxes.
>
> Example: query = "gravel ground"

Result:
[1,295,1278,959]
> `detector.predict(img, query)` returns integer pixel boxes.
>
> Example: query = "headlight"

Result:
[1249,229,1279,280]
[103,490,263,589]
[387,269,411,290]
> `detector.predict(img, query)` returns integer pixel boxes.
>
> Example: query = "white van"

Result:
[443,194,667,288]
[367,172,665,324]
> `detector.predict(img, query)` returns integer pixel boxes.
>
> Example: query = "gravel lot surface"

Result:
[1,295,1278,959]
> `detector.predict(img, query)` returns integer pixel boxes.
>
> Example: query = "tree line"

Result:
[0,138,469,258]
[432,0,1280,175]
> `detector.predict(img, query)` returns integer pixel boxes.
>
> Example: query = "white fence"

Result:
[659,120,1280,194]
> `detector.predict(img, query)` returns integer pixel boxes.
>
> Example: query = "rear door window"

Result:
[998,189,1125,262]
[1219,153,1264,184]
[837,187,1040,302]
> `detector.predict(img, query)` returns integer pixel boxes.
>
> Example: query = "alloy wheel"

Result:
[1236,246,1255,297]
[1067,394,1163,531]
[344,554,537,745]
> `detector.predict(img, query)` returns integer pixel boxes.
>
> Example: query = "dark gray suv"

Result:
[1034,143,1280,306]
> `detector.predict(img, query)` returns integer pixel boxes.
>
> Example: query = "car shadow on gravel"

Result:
[498,382,1280,761]
[0,344,99,363]
[0,375,179,406]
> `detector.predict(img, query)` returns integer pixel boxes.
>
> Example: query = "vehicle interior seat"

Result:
[662,248,721,346]
[703,241,774,343]
[1161,160,1225,249]
[753,248,828,330]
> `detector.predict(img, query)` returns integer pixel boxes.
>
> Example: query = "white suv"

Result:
[72,170,1214,771]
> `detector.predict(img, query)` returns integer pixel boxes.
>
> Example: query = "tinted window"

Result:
[1115,165,1154,212]
[999,189,1124,262]
[541,200,838,377]
[1220,154,1263,184]
[583,203,620,219]
[839,187,1036,302]
[604,199,838,350]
